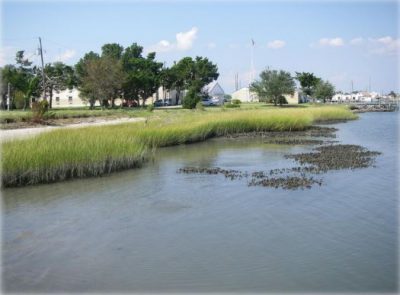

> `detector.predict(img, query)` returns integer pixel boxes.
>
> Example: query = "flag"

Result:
[251,39,255,46]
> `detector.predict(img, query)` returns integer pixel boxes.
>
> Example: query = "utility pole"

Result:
[369,76,371,93]
[7,82,11,111]
[235,73,239,91]
[38,37,46,101]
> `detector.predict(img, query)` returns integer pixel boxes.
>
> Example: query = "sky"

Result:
[1,0,399,94]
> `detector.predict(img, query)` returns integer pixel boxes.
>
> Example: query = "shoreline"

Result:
[1,107,357,188]
[1,117,146,142]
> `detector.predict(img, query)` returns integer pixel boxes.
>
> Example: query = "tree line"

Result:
[1,42,219,110]
[250,70,335,105]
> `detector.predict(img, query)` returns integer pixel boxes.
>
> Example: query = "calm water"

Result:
[2,112,398,293]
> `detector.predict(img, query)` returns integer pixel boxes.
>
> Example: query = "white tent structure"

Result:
[202,81,225,105]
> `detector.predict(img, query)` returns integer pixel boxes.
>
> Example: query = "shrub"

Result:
[196,101,205,111]
[349,105,359,110]
[182,87,201,109]
[147,104,154,112]
[278,95,288,105]
[224,103,240,108]
[231,99,241,105]
[31,100,49,123]
[13,91,26,109]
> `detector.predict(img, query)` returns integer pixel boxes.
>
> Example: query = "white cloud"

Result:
[350,37,363,45]
[267,40,286,49]
[55,49,76,62]
[147,27,198,53]
[176,27,198,50]
[368,36,400,55]
[318,37,345,47]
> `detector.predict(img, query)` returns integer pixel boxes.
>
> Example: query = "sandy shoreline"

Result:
[1,117,145,142]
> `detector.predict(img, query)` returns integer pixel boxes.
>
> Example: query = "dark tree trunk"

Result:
[176,89,181,105]
[49,86,53,109]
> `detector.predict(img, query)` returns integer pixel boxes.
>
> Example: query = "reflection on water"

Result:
[2,112,398,293]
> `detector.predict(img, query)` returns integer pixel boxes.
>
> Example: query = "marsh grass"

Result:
[2,106,357,187]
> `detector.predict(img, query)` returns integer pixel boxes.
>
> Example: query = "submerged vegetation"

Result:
[2,106,357,187]
[178,142,381,190]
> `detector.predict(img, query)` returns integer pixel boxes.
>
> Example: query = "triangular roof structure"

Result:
[202,81,224,94]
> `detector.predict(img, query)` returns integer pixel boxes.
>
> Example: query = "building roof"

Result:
[202,81,224,94]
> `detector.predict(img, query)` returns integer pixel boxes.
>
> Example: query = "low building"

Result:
[232,88,306,104]
[154,87,185,105]
[283,90,308,104]
[52,88,91,108]
[332,91,381,103]
[231,87,259,103]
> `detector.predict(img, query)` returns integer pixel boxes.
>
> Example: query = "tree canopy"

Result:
[1,42,219,110]
[295,72,321,97]
[314,80,335,102]
[250,69,296,106]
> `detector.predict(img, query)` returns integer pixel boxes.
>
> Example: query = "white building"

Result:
[284,90,308,104]
[231,87,259,103]
[201,81,225,104]
[332,91,381,103]
[154,87,185,105]
[232,88,307,104]
[51,88,125,108]
[52,88,92,108]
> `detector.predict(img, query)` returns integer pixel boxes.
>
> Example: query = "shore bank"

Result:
[2,106,357,187]
[1,117,146,142]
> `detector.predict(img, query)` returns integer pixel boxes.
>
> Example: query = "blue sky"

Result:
[1,0,399,93]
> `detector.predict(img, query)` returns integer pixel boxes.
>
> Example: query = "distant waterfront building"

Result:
[331,91,381,103]
[231,87,259,103]
[232,88,307,104]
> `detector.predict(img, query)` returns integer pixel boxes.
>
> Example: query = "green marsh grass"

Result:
[2,106,357,187]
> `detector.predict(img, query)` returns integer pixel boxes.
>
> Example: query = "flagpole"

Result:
[250,39,255,85]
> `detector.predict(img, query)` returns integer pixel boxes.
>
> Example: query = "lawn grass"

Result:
[1,105,357,187]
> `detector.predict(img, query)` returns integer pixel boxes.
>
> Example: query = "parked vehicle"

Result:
[164,99,172,106]
[201,98,214,106]
[154,99,173,107]
[153,100,164,107]
[211,97,222,105]
[122,100,138,108]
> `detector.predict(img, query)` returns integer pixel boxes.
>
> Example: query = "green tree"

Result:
[295,72,321,99]
[75,51,101,108]
[168,60,190,105]
[80,57,124,109]
[314,80,335,103]
[121,43,163,107]
[1,51,40,109]
[44,62,77,108]
[101,43,125,107]
[101,43,124,60]
[250,69,296,106]
[172,56,218,109]
[75,51,100,83]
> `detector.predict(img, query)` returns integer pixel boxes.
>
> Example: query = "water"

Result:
[2,112,398,293]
